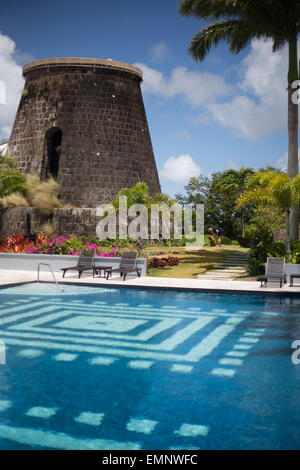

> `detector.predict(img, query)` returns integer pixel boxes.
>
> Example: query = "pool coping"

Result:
[1,278,300,298]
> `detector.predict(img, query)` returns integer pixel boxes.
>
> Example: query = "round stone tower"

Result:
[8,58,161,207]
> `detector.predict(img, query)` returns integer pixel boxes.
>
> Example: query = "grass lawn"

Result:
[145,245,250,279]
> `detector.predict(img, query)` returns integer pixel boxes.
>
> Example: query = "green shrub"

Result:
[248,242,267,276]
[221,236,232,245]
[267,241,286,258]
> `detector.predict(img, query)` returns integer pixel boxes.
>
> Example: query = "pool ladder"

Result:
[37,263,62,290]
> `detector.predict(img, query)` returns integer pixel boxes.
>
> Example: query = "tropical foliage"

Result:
[236,170,300,255]
[112,181,176,210]
[179,0,300,239]
[175,168,256,239]
[0,154,27,198]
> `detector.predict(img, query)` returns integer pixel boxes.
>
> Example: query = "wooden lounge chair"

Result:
[106,252,141,281]
[61,251,96,278]
[259,257,286,288]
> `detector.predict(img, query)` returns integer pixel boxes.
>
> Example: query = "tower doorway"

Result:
[44,127,62,179]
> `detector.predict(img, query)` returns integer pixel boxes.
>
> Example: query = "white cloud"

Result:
[277,149,300,171]
[160,154,201,184]
[169,130,191,139]
[137,39,293,141]
[204,39,289,139]
[150,41,169,62]
[226,158,242,170]
[0,142,8,154]
[135,63,232,106]
[0,31,24,139]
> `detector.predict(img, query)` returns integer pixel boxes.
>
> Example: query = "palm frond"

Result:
[180,0,243,20]
[180,0,300,50]
[189,19,251,61]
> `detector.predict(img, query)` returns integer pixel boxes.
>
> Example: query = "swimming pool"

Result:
[0,282,299,450]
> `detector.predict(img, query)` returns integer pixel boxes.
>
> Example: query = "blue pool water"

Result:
[0,282,299,450]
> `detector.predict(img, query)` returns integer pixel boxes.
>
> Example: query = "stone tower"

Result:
[8,58,161,207]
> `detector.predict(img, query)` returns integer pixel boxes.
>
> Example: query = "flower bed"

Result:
[0,233,142,257]
[148,256,180,269]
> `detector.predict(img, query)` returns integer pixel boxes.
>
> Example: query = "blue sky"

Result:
[0,0,294,196]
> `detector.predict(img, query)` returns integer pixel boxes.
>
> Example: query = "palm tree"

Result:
[180,0,300,240]
[236,171,300,256]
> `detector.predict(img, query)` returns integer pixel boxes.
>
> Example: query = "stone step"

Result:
[199,273,235,276]
[201,271,247,278]
[225,259,248,263]
[199,276,235,280]
[214,269,247,273]
[225,260,248,263]
[226,259,248,262]
[215,265,247,269]
[217,264,248,268]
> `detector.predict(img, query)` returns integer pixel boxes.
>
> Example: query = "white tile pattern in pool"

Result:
[127,360,154,369]
[0,283,294,451]
[0,423,141,450]
[0,297,250,371]
[210,327,266,378]
[89,356,117,366]
[175,423,210,437]
[26,407,57,419]
[126,418,158,434]
[74,412,105,426]
[0,400,12,412]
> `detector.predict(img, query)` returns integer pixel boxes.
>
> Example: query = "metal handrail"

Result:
[37,263,61,290]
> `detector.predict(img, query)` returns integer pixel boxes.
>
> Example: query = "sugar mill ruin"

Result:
[1,58,161,235]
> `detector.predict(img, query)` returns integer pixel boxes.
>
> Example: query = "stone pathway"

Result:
[198,250,249,281]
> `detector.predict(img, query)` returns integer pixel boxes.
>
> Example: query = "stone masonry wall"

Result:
[0,207,99,237]
[8,61,161,209]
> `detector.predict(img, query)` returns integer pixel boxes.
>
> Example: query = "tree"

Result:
[112,181,176,210]
[215,167,254,236]
[175,175,210,208]
[180,0,300,240]
[175,170,255,237]
[0,153,27,197]
[236,171,300,256]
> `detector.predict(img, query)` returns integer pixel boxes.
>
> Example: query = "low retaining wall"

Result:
[285,264,300,284]
[0,207,99,237]
[0,253,147,277]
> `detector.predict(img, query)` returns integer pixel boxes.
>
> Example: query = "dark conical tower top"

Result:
[8,57,161,207]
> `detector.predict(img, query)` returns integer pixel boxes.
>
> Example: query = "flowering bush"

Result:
[148,256,180,269]
[0,232,142,257]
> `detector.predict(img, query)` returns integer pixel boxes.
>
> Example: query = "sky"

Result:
[0,0,297,197]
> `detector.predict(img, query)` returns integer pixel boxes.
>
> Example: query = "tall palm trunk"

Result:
[287,38,299,241]
[286,209,291,257]
[241,209,245,237]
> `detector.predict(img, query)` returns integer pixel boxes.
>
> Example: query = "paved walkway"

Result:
[0,269,299,294]
[199,250,249,281]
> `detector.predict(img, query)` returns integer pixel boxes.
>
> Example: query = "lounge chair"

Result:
[259,257,286,287]
[106,252,142,281]
[61,251,96,278]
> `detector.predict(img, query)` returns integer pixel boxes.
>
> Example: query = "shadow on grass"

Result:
[147,247,249,279]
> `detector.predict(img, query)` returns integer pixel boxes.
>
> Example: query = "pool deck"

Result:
[0,269,300,294]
